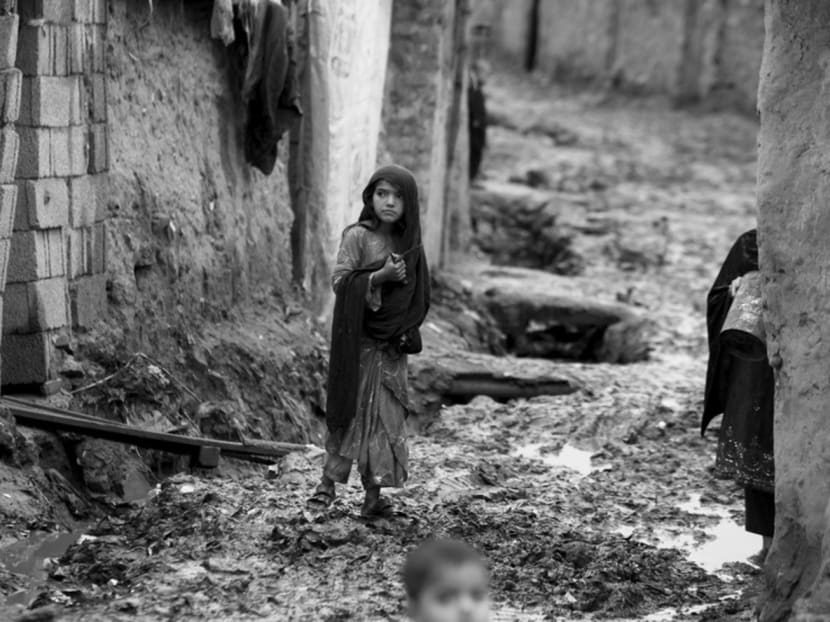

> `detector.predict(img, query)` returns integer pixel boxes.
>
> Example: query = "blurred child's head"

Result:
[403,538,490,622]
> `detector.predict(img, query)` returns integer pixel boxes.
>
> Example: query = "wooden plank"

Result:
[3,398,309,464]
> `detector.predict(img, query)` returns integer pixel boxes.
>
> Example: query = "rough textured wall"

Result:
[382,0,458,268]
[757,2,830,620]
[535,0,615,81]
[103,2,293,348]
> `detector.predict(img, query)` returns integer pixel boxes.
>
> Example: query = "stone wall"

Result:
[0,5,19,387]
[2,0,107,389]
[758,2,830,620]
[477,0,765,113]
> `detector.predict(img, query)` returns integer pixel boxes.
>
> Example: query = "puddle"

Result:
[1,529,87,607]
[514,442,597,476]
[614,493,761,575]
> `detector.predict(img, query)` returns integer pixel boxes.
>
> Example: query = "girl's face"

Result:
[372,180,405,225]
[410,562,490,622]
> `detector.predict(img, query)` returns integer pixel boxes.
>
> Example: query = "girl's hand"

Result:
[374,255,406,284]
[729,276,743,297]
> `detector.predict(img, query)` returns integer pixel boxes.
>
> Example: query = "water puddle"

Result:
[614,493,760,574]
[513,442,598,476]
[1,528,87,606]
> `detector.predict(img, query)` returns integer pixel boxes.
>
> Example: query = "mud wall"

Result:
[476,0,764,113]
[381,0,470,269]
[758,2,830,620]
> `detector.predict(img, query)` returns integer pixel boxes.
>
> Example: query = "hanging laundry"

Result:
[230,0,303,176]
[211,0,235,46]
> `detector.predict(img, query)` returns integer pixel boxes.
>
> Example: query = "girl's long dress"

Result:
[324,226,409,488]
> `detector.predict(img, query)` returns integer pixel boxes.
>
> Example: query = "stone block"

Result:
[0,237,10,287]
[73,0,93,23]
[19,75,83,127]
[50,126,87,177]
[0,126,18,183]
[18,178,69,230]
[91,173,106,222]
[7,228,64,283]
[0,183,17,238]
[86,25,105,72]
[0,68,22,124]
[68,23,85,74]
[92,0,107,24]
[19,0,73,22]
[68,125,87,175]
[88,122,107,173]
[90,72,106,122]
[68,175,95,228]
[0,14,19,70]
[16,126,49,179]
[16,24,69,77]
[91,221,104,273]
[66,226,90,278]
[3,277,68,334]
[69,273,105,328]
[1,331,53,385]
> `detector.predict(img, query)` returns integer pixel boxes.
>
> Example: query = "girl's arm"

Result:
[332,227,383,311]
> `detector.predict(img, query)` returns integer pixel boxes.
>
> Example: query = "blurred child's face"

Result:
[410,562,490,622]
[373,180,404,225]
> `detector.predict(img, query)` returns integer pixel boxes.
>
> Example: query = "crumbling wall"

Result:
[757,2,830,620]
[101,1,295,351]
[381,0,470,269]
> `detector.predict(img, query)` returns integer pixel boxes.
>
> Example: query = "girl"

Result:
[307,164,430,518]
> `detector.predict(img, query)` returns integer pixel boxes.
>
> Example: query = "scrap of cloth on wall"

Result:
[212,0,303,175]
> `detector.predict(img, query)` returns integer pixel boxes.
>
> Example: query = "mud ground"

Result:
[0,70,761,621]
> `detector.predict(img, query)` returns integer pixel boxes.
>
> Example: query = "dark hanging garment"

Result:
[231,0,303,175]
[702,229,775,534]
[468,72,487,180]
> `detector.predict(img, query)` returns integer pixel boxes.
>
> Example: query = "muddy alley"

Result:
[0,59,762,621]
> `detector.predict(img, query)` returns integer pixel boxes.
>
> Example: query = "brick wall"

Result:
[2,0,108,389]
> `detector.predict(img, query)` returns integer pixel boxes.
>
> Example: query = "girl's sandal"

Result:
[360,495,396,519]
[306,485,335,511]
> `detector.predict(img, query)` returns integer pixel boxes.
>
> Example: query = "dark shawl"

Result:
[232,0,303,175]
[325,165,431,433]
[702,229,774,491]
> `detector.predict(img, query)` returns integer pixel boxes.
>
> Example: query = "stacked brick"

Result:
[2,0,108,389]
[0,2,21,388]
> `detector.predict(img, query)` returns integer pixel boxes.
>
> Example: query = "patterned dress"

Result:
[323,226,409,488]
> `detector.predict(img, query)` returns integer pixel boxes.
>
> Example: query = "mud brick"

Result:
[0,183,17,238]
[68,175,95,228]
[87,122,107,173]
[91,173,106,222]
[0,68,21,124]
[20,75,83,126]
[90,72,106,122]
[91,0,106,24]
[73,0,92,23]
[69,272,104,328]
[0,14,19,70]
[68,23,84,74]
[0,126,19,182]
[66,226,89,277]
[48,126,70,176]
[1,331,53,385]
[16,23,69,76]
[19,0,73,22]
[16,126,47,180]
[91,221,104,273]
[7,228,64,283]
[86,24,105,72]
[67,125,87,175]
[4,277,67,334]
[0,237,9,287]
[18,178,69,230]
